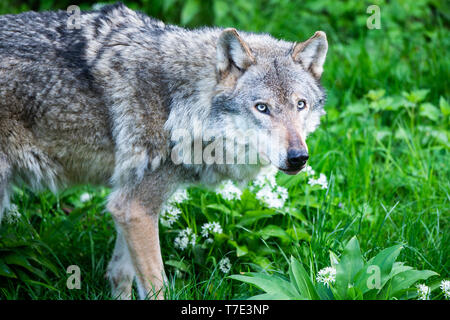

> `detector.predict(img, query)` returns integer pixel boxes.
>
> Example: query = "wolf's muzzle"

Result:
[287,148,309,169]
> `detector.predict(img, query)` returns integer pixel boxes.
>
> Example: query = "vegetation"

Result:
[0,0,448,299]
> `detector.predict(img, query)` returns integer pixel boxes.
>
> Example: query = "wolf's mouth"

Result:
[278,166,305,175]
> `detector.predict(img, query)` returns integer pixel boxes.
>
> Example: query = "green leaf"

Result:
[366,89,385,101]
[316,283,334,300]
[389,262,413,277]
[228,240,248,257]
[237,210,278,226]
[347,285,364,300]
[402,89,429,104]
[206,204,231,215]
[286,227,311,242]
[4,253,50,282]
[0,261,16,278]
[379,269,438,299]
[354,244,403,294]
[329,251,339,268]
[165,259,189,272]
[439,96,450,116]
[335,236,364,299]
[288,256,320,300]
[229,273,300,299]
[258,225,291,242]
[419,102,440,121]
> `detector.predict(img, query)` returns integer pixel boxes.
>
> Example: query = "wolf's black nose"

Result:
[287,148,309,167]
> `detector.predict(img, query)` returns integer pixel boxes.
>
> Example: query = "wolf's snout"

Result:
[287,148,309,168]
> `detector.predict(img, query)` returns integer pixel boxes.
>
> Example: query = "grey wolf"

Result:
[0,3,328,299]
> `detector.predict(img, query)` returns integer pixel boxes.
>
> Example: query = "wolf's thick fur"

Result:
[0,3,327,299]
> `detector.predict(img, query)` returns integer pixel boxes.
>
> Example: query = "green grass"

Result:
[0,0,448,300]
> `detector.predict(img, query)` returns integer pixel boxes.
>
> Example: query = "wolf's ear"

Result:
[292,31,328,79]
[216,28,255,78]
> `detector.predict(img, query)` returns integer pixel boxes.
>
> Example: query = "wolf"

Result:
[0,3,328,299]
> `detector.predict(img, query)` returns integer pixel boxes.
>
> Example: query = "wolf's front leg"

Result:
[107,190,167,300]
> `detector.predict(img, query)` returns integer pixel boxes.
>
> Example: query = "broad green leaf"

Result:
[286,227,311,242]
[389,262,413,278]
[419,102,440,121]
[316,283,334,300]
[289,257,320,300]
[335,237,364,299]
[258,225,291,242]
[379,269,438,299]
[402,89,429,104]
[228,240,248,257]
[237,210,278,226]
[439,96,450,116]
[229,273,300,300]
[248,293,285,300]
[206,204,231,215]
[165,259,189,272]
[366,89,385,101]
[253,256,272,270]
[354,244,403,294]
[347,285,364,300]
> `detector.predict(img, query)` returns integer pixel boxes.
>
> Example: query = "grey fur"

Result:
[0,3,328,298]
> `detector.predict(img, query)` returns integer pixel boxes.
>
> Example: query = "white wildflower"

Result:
[308,173,328,189]
[218,257,231,274]
[174,228,197,251]
[316,267,336,288]
[5,204,21,224]
[169,189,189,204]
[440,280,450,299]
[217,180,242,201]
[80,192,91,203]
[302,165,315,175]
[252,165,277,189]
[417,283,430,300]
[255,185,288,209]
[201,221,223,239]
[160,203,182,227]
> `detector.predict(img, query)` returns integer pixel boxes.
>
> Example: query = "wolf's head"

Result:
[210,29,328,175]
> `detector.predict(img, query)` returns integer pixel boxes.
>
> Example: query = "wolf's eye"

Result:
[255,103,269,114]
[297,100,307,111]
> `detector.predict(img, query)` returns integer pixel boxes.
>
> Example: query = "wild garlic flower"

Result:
[218,257,231,274]
[160,189,189,227]
[6,204,21,224]
[316,266,336,288]
[255,185,288,209]
[217,180,242,201]
[160,203,182,227]
[201,221,223,239]
[252,165,278,189]
[169,189,189,204]
[302,165,315,175]
[308,173,328,189]
[174,228,196,250]
[417,284,430,300]
[440,280,450,299]
[80,192,91,203]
